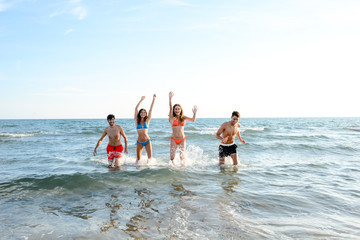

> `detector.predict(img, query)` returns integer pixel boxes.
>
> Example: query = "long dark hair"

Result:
[137,108,148,124]
[172,104,184,122]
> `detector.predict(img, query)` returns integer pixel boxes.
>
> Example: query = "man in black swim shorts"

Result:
[216,111,246,165]
[219,143,238,159]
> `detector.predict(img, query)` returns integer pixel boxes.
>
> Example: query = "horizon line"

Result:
[1,116,359,120]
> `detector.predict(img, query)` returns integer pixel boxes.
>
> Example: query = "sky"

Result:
[1,0,359,119]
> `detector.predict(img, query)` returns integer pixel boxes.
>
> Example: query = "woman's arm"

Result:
[134,96,145,123]
[169,91,174,121]
[147,94,156,124]
[185,105,198,122]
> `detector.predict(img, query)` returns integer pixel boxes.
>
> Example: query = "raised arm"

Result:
[94,129,107,156]
[185,105,198,122]
[134,96,146,123]
[168,91,174,121]
[147,94,156,124]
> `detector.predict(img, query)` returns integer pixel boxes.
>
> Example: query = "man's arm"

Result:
[236,126,246,144]
[94,129,107,156]
[216,123,228,143]
[120,127,128,154]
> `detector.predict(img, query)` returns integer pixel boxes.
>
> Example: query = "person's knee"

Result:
[114,158,121,166]
[231,154,238,165]
[180,151,186,158]
[146,146,152,156]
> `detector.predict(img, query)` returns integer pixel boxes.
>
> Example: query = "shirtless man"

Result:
[93,114,128,168]
[216,111,246,165]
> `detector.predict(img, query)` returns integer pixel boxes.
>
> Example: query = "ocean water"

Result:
[0,118,360,239]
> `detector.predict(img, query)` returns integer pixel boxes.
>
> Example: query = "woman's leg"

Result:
[179,140,186,165]
[170,139,177,164]
[136,143,144,162]
[145,141,152,160]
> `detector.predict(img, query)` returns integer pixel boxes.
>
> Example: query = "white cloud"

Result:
[72,6,87,20]
[65,28,74,35]
[48,1,87,20]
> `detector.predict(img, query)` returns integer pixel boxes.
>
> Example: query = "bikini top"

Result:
[172,119,185,127]
[136,122,149,129]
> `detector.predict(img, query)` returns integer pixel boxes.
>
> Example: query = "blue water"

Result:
[1,118,360,239]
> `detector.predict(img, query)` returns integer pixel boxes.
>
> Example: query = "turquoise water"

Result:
[1,118,360,239]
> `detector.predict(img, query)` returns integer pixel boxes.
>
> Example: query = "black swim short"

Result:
[219,143,237,158]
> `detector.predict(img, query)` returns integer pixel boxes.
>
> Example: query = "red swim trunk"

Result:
[106,144,123,159]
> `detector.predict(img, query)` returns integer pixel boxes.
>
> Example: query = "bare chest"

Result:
[107,127,120,140]
[224,125,239,136]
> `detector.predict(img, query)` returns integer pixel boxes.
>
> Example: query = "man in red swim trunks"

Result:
[94,114,128,168]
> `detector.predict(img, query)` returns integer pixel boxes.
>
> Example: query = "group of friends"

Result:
[93,92,246,168]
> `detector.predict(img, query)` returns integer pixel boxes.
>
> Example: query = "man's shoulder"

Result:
[223,121,232,126]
